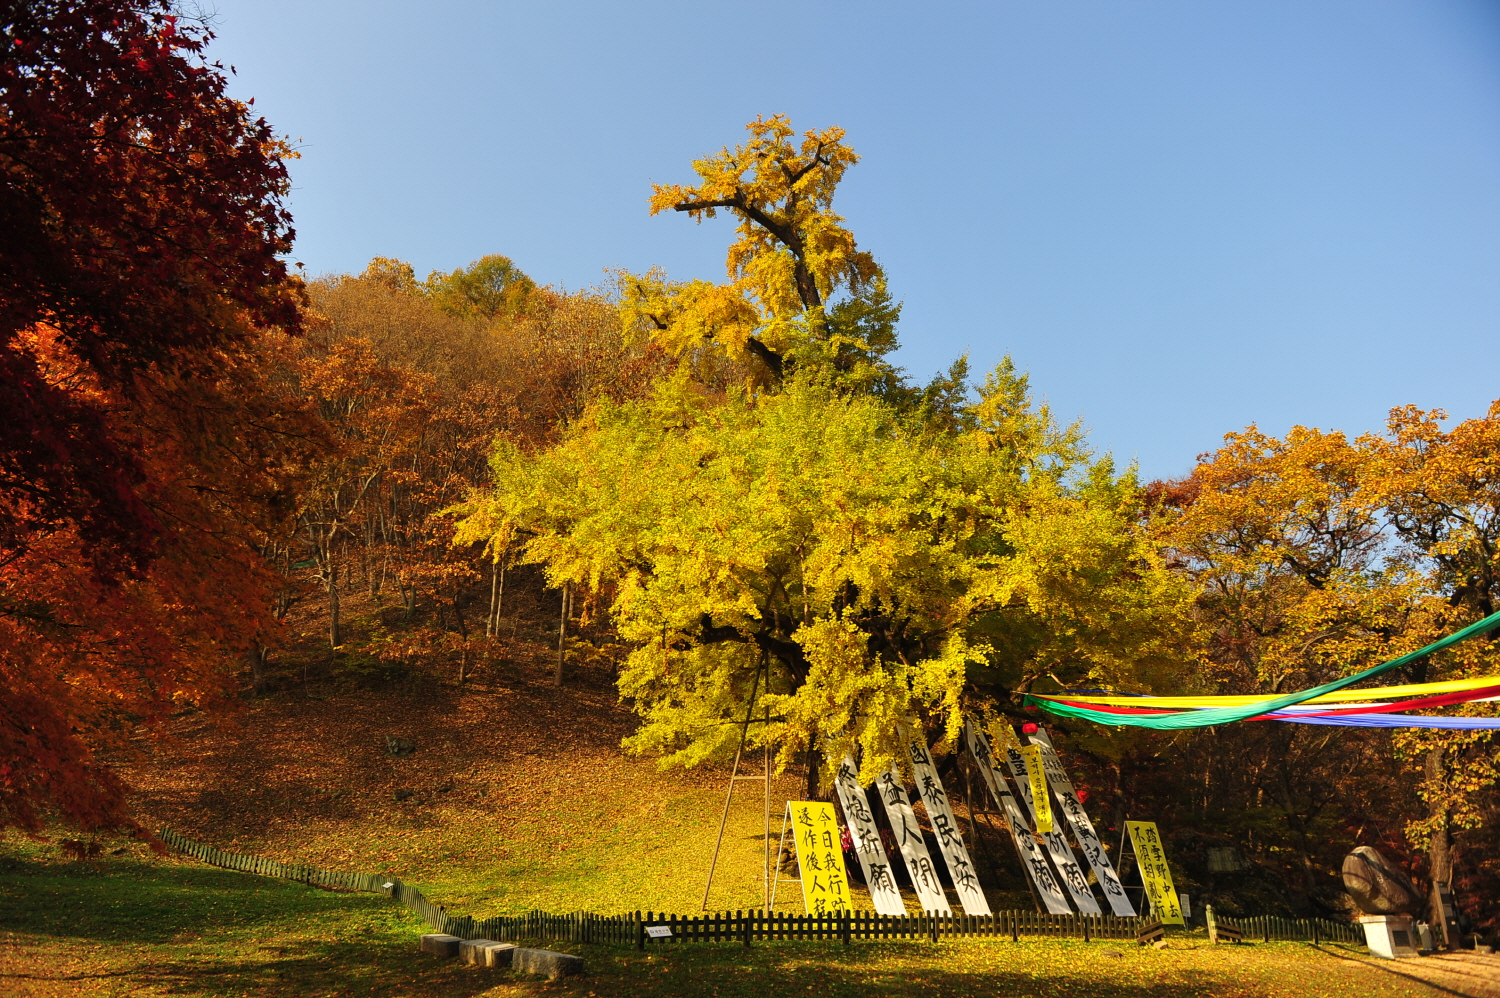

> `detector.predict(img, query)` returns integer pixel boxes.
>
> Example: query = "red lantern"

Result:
[1021,722,1039,734]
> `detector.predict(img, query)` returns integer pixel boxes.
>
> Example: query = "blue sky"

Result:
[208,1,1500,480]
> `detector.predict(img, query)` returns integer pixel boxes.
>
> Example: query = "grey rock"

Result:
[1101,950,1123,959]
[386,735,416,758]
[480,942,517,967]
[1343,846,1422,916]
[513,947,584,979]
[458,939,507,965]
[419,933,461,958]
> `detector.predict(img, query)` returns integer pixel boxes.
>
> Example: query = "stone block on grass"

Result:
[419,933,461,958]
[513,947,584,979]
[458,939,501,965]
[481,942,518,967]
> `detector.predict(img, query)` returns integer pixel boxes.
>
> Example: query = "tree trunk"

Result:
[248,646,267,696]
[1426,745,1455,949]
[326,553,341,652]
[452,581,469,685]
[805,744,823,800]
[554,583,569,687]
[487,556,504,637]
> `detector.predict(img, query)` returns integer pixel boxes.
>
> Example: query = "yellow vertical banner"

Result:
[1126,821,1184,925]
[1020,744,1053,833]
[789,801,852,915]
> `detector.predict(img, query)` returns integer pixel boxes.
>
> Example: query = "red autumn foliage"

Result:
[0,327,318,835]
[1,2,308,834]
[0,0,300,578]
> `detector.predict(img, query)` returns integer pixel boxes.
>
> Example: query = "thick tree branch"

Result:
[742,335,784,379]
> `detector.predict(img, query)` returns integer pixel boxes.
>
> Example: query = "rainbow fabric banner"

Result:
[1025,610,1500,730]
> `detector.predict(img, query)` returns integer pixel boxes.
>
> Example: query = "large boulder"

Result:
[1343,846,1421,915]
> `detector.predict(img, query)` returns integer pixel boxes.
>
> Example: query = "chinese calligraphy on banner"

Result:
[1020,744,1054,833]
[963,723,1073,915]
[874,766,952,914]
[903,723,991,915]
[1027,728,1136,916]
[790,801,852,915]
[833,756,906,915]
[1125,820,1184,925]
[997,729,1102,915]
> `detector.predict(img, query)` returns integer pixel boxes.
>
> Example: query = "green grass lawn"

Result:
[0,843,1468,998]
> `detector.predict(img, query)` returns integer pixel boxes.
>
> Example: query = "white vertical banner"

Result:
[996,731,1103,915]
[903,724,991,916]
[833,756,907,915]
[873,766,952,914]
[1029,729,1136,916]
[963,723,1074,915]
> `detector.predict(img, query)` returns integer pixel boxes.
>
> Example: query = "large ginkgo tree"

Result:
[456,117,1194,792]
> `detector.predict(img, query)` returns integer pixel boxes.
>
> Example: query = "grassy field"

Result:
[5,657,1497,996]
[3,846,1486,998]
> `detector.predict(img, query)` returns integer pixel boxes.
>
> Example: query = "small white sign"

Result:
[1180,894,1192,919]
[382,882,394,890]
[645,925,673,938]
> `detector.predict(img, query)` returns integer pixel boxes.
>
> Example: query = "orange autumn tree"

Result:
[1155,404,1500,929]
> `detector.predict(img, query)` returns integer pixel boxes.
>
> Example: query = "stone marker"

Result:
[1342,846,1421,915]
[477,942,517,967]
[419,933,462,958]
[1357,914,1420,960]
[513,947,585,979]
[458,939,500,965]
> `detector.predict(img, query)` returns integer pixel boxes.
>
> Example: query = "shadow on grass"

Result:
[116,941,505,998]
[0,856,1427,998]
[24,939,1369,998]
[1313,942,1496,998]
[0,855,391,945]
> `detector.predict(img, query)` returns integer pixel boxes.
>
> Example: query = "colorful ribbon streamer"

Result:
[1024,609,1500,730]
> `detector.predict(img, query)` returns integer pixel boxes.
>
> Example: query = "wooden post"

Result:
[764,703,772,910]
[700,657,765,910]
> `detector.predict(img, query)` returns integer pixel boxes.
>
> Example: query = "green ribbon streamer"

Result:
[1025,608,1500,730]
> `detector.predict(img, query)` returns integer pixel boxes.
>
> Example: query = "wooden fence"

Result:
[159,828,1361,949]
[1236,915,1363,945]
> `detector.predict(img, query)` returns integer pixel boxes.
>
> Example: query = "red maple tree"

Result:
[1,1,307,834]
[1,0,299,576]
